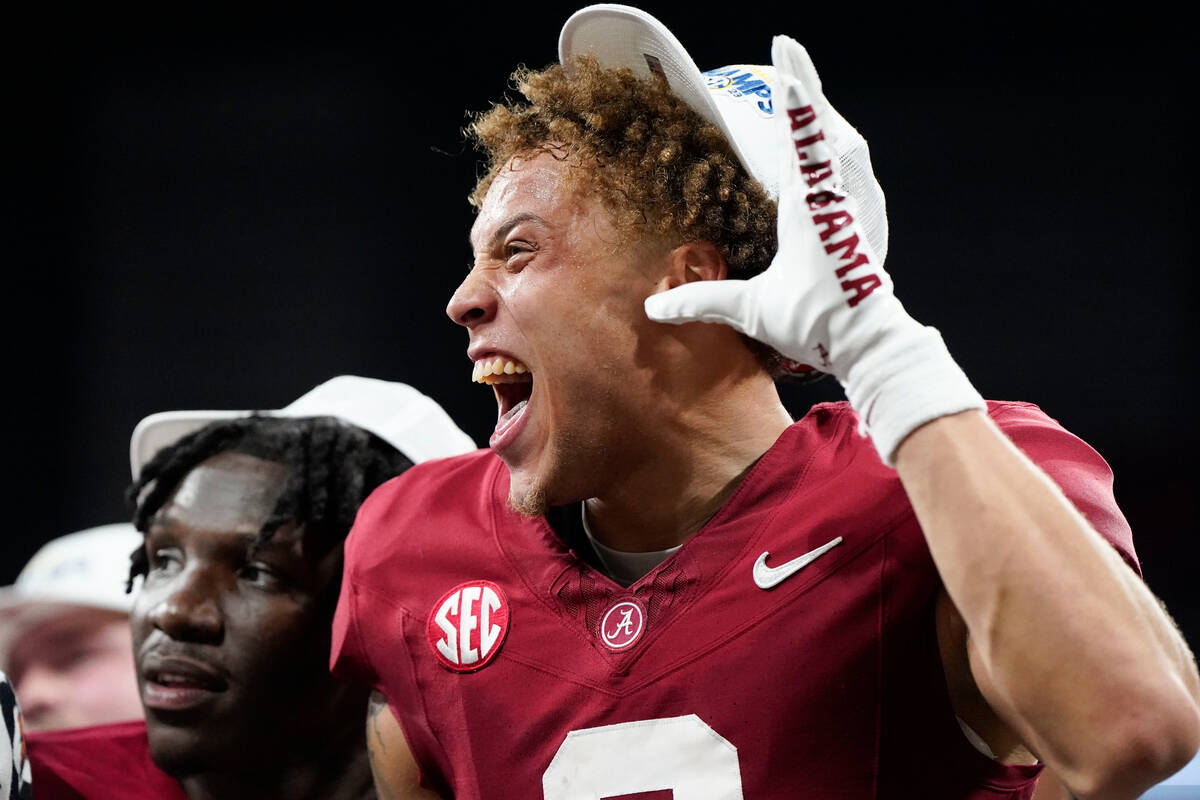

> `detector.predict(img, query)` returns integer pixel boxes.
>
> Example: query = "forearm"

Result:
[895,410,1200,797]
[367,692,442,800]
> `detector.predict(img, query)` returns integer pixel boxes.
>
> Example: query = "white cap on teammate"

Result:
[0,524,142,618]
[130,375,477,479]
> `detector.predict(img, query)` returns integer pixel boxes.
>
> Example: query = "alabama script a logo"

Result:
[600,599,646,651]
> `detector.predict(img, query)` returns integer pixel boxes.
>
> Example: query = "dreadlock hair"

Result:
[468,54,785,374]
[126,415,413,589]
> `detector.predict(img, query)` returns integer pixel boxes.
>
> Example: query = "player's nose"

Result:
[446,269,499,329]
[147,565,224,644]
[12,662,65,731]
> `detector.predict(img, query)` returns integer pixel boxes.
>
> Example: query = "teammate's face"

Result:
[7,607,142,731]
[130,451,353,775]
[449,151,674,514]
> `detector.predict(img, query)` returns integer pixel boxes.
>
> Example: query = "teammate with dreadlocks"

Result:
[26,376,475,800]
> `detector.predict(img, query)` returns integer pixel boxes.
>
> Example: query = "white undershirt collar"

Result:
[581,504,681,588]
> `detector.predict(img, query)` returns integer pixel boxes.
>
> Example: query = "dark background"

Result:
[10,3,1196,650]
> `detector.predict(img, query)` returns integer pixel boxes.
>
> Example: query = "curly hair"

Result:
[125,415,413,589]
[469,55,778,280]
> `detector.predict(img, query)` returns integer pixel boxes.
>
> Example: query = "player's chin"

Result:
[507,453,588,518]
[499,430,554,516]
[20,710,70,733]
[507,475,550,517]
[144,717,227,777]
[142,691,243,773]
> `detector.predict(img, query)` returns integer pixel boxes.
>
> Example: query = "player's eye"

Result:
[238,562,284,590]
[148,548,183,577]
[504,240,536,269]
[47,644,96,673]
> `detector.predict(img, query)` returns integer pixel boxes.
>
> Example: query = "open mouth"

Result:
[473,356,534,447]
[142,657,228,712]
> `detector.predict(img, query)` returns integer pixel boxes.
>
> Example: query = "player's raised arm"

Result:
[648,35,1200,799]
[897,410,1199,799]
[366,693,442,800]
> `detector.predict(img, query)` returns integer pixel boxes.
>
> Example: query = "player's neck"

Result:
[178,719,374,800]
[585,370,791,552]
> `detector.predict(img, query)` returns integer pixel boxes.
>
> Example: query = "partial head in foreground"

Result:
[127,414,412,778]
[451,54,781,516]
[0,524,145,732]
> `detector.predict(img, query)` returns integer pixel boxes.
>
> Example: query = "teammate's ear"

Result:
[658,241,727,291]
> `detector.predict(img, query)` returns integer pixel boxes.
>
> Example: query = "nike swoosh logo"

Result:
[753,537,844,590]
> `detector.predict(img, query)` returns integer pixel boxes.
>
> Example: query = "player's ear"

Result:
[657,240,727,292]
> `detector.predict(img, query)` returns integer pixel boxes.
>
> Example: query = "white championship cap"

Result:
[129,375,477,479]
[0,524,143,619]
[558,3,888,265]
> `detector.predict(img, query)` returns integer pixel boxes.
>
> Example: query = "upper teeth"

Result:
[473,357,529,384]
[158,674,195,685]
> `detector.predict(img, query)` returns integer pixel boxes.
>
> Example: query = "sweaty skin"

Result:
[132,451,373,800]
[449,152,793,549]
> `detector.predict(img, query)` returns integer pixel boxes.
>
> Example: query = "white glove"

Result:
[644,35,984,465]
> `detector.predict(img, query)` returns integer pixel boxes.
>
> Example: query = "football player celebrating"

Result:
[332,6,1200,799]
[28,376,474,800]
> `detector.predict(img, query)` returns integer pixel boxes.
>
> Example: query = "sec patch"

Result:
[427,580,510,672]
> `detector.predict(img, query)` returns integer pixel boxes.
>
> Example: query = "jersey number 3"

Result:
[543,715,743,799]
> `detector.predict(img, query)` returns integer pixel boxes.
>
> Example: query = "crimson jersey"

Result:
[26,720,186,800]
[332,401,1137,799]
